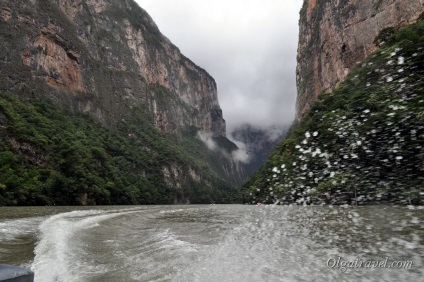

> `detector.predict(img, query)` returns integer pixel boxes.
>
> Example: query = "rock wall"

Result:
[296,0,423,119]
[0,0,244,195]
[0,0,226,137]
[22,25,84,92]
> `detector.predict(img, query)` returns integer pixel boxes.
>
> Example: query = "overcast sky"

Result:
[135,0,303,134]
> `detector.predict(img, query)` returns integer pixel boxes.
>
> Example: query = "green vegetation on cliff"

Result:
[0,93,238,206]
[242,19,424,205]
[0,0,246,206]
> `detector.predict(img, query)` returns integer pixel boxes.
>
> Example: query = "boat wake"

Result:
[32,209,142,282]
[27,205,424,282]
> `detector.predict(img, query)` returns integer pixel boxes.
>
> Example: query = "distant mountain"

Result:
[231,124,286,177]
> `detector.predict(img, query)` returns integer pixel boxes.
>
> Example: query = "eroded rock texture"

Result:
[1,0,226,137]
[0,0,245,196]
[296,0,423,119]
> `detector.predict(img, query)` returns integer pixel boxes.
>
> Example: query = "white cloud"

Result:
[197,131,217,151]
[232,149,250,164]
[229,138,251,164]
[197,131,251,164]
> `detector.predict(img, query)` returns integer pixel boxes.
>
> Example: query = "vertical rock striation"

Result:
[1,0,226,137]
[0,0,245,204]
[296,0,423,119]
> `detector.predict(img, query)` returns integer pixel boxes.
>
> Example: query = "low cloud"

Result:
[229,138,250,164]
[264,125,288,142]
[197,131,218,151]
[232,150,250,163]
[197,131,251,164]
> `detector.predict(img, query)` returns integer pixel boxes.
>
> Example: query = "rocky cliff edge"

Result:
[296,0,423,119]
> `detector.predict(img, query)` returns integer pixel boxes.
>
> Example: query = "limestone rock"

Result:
[0,0,226,137]
[296,0,423,119]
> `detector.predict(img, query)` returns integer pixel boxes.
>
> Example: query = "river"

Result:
[0,205,423,281]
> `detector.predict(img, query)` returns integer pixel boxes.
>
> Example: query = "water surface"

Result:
[0,205,423,281]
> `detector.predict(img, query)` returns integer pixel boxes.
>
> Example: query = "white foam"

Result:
[31,209,140,282]
[159,209,185,214]
[0,216,46,241]
[127,228,199,281]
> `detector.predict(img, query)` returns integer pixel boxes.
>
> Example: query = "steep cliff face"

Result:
[0,0,244,205]
[1,0,226,136]
[296,0,423,119]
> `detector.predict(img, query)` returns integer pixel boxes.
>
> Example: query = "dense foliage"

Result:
[242,19,424,205]
[0,93,238,205]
